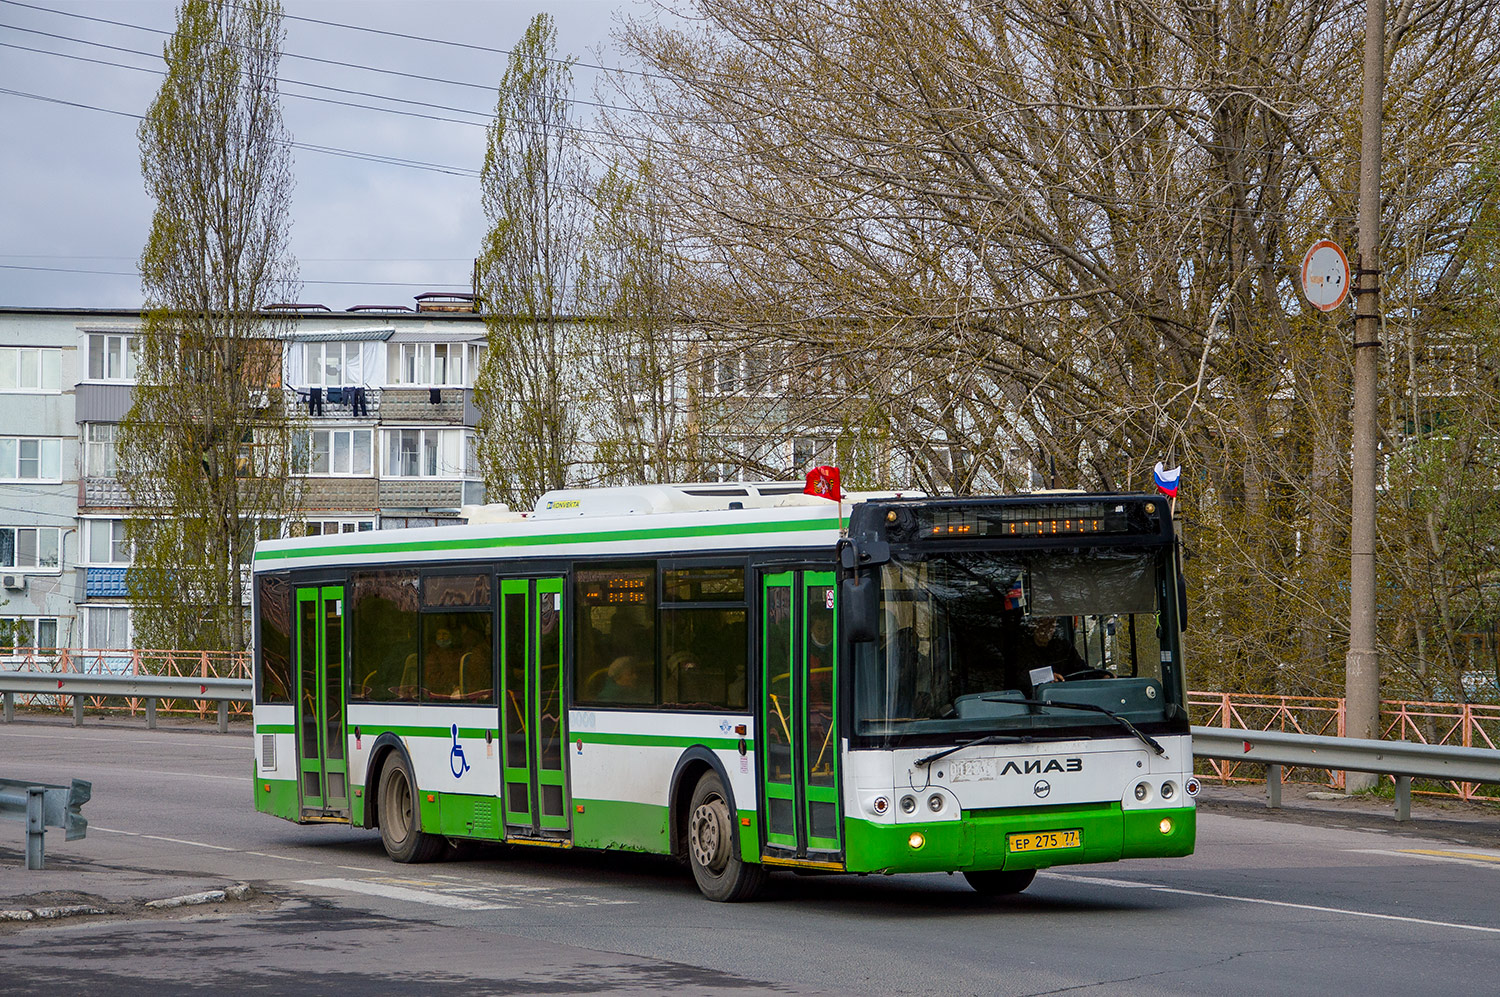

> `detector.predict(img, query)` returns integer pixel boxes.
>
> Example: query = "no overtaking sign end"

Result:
[1302,239,1351,312]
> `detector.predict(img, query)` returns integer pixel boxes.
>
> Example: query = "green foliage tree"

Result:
[120,0,299,653]
[474,13,591,509]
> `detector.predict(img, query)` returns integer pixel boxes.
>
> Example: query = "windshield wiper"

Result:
[914,734,1030,768]
[975,695,1168,757]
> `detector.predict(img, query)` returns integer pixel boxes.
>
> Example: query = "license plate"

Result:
[1007,829,1082,853]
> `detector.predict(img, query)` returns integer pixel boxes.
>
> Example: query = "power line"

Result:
[0,22,674,154]
[0,86,483,176]
[0,0,658,111]
[0,263,467,289]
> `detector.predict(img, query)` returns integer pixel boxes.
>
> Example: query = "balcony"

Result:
[378,478,483,512]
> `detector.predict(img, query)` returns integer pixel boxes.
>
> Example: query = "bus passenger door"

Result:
[499,577,571,839]
[294,585,349,819]
[759,570,842,861]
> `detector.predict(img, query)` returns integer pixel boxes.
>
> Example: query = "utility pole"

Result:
[1346,0,1385,792]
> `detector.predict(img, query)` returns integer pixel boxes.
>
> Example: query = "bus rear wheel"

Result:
[378,754,444,863]
[963,868,1037,895]
[686,772,766,902]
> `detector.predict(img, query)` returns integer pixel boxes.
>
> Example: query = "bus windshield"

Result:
[851,547,1182,742]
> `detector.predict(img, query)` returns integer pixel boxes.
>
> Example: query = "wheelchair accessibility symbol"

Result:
[450,724,470,779]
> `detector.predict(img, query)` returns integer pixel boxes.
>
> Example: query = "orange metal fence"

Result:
[1189,690,1500,801]
[3,651,1497,798]
[1,647,252,722]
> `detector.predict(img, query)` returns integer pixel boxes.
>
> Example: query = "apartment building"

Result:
[0,297,486,651]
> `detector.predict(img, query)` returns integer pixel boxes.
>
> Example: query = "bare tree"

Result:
[474,13,592,509]
[613,0,1500,693]
[121,0,299,653]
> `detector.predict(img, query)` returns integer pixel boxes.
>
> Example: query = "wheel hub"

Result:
[690,796,730,873]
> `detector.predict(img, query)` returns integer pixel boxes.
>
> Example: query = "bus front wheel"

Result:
[378,754,445,863]
[963,868,1037,895]
[686,772,766,902]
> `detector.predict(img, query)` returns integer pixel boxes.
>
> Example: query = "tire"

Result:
[963,868,1037,895]
[686,772,766,902]
[377,754,445,864]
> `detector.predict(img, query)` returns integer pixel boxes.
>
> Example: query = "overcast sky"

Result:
[0,0,640,310]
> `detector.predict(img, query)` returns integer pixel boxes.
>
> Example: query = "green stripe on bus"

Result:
[255,724,295,734]
[576,732,741,751]
[254,516,840,564]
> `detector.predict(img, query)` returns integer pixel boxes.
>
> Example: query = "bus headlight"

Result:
[900,795,917,814]
[1160,781,1176,801]
[1134,781,1151,802]
[927,794,944,813]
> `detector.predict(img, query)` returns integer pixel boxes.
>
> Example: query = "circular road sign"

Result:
[1301,239,1350,312]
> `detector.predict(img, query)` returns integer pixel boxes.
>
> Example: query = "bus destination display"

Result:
[918,501,1154,540]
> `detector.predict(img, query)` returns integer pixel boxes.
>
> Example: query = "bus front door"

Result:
[498,577,571,840]
[759,570,842,863]
[294,585,349,819]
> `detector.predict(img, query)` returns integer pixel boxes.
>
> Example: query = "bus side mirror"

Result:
[838,538,889,573]
[842,576,879,643]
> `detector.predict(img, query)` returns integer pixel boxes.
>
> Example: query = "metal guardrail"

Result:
[0,777,90,870]
[1191,725,1500,821]
[0,673,252,733]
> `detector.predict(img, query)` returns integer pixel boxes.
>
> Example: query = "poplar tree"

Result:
[474,13,591,509]
[120,0,299,653]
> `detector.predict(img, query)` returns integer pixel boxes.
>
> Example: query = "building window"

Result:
[383,428,467,478]
[292,428,373,476]
[86,333,139,382]
[0,438,62,482]
[303,342,363,387]
[0,348,63,392]
[0,527,62,570]
[387,342,479,387]
[86,519,131,565]
[300,519,375,536]
[0,617,59,652]
[84,606,131,649]
[84,424,117,477]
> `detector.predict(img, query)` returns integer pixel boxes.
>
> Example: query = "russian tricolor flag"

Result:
[1153,462,1181,498]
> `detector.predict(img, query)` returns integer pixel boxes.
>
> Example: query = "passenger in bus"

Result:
[598,654,648,703]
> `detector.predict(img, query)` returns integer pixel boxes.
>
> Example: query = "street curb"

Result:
[1,882,254,923]
[143,882,253,910]
[0,904,105,922]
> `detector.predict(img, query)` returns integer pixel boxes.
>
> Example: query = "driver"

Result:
[1011,617,1087,683]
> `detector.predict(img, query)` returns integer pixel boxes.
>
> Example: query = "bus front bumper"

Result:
[842,802,1195,875]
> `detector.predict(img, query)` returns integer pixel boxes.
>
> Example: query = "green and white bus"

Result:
[251,479,1197,901]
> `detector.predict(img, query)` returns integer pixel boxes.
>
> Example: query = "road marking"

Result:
[1345,848,1500,871]
[1149,886,1500,935]
[92,826,369,869]
[299,877,513,910]
[1043,872,1164,889]
[92,826,237,852]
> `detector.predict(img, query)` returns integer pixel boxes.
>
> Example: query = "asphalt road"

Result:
[3,718,1500,995]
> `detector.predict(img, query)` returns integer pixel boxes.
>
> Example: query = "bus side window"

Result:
[575,564,657,707]
[351,570,420,702]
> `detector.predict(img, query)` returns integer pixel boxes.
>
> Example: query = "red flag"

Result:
[804,465,842,500]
